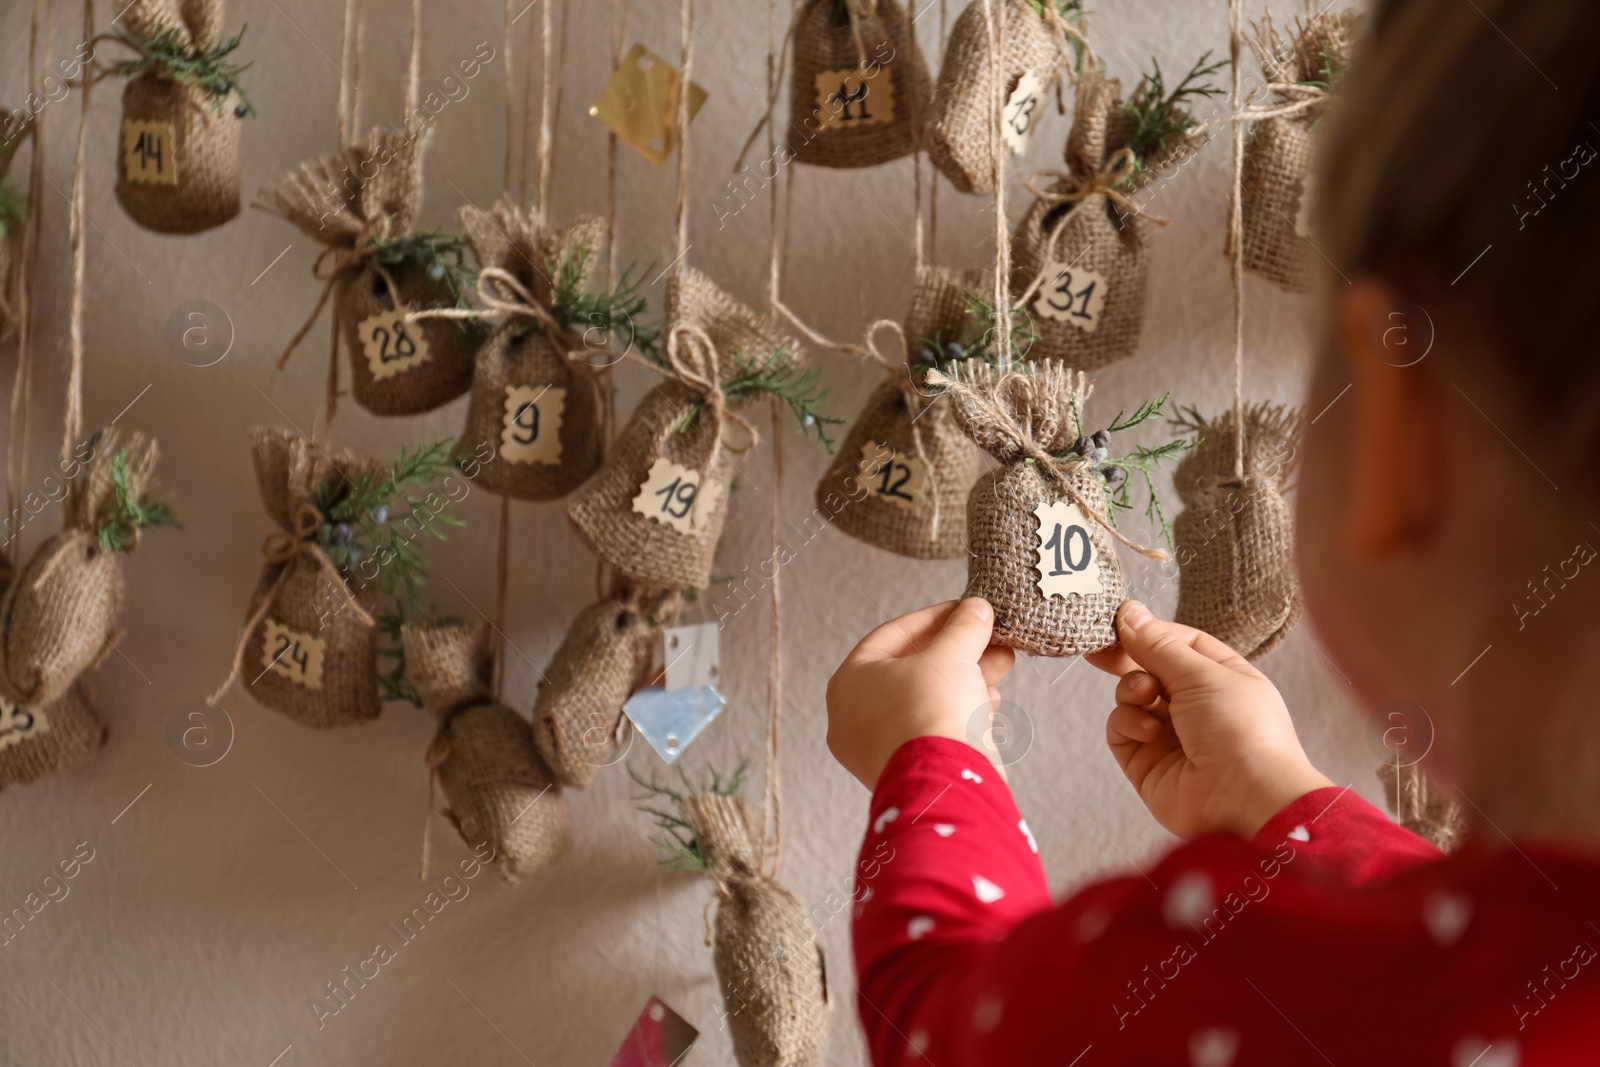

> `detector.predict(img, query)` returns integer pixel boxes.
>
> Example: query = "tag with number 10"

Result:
[1033,500,1105,599]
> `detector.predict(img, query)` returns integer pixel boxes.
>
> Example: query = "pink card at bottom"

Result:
[609,996,698,1067]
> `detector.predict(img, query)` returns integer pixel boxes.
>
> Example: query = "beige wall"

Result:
[0,0,1372,1063]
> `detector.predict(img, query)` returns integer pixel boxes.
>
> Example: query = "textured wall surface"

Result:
[0,0,1371,1063]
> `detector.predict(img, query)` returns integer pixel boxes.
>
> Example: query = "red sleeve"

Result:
[1252,784,1442,885]
[850,742,1446,1066]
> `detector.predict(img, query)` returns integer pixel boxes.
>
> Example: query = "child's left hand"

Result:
[826,598,1016,789]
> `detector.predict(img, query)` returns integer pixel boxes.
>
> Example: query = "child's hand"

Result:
[827,598,1015,789]
[1087,601,1333,838]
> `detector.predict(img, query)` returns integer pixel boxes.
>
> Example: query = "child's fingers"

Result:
[924,598,997,662]
[1107,702,1163,746]
[978,643,1015,686]
[847,601,959,662]
[1115,670,1161,708]
[1085,646,1140,678]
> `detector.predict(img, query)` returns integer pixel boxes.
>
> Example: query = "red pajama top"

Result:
[851,738,1600,1066]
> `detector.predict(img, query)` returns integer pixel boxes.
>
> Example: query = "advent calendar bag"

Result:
[0,429,167,707]
[816,267,983,559]
[1377,762,1465,853]
[679,792,829,1067]
[1011,72,1195,371]
[230,428,384,728]
[923,0,1068,195]
[568,268,804,590]
[533,581,678,789]
[1173,404,1303,660]
[1238,9,1362,293]
[456,201,606,500]
[789,0,931,169]
[261,128,478,416]
[0,684,107,791]
[404,618,571,880]
[114,0,246,234]
[932,362,1129,656]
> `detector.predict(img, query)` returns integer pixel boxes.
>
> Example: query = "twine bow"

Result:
[206,502,375,706]
[927,367,1168,562]
[409,264,575,359]
[626,321,761,458]
[1013,147,1171,312]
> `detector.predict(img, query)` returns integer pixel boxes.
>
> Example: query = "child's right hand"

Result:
[1086,601,1333,839]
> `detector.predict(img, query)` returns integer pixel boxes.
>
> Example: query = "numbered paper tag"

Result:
[501,385,566,466]
[1033,500,1105,599]
[0,697,49,753]
[121,118,178,185]
[663,623,720,691]
[1002,72,1045,155]
[359,307,432,382]
[261,620,325,691]
[1034,263,1109,333]
[858,443,927,512]
[814,68,895,131]
[632,457,704,534]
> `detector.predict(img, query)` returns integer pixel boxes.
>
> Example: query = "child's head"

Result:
[1299,0,1600,828]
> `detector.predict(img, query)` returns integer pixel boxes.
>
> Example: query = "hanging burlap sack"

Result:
[1011,73,1193,371]
[1172,404,1303,660]
[0,428,163,707]
[260,127,479,417]
[568,267,804,590]
[113,0,245,234]
[403,618,571,880]
[923,0,1069,195]
[453,199,606,500]
[212,427,385,728]
[1377,761,1465,853]
[678,792,829,1067]
[931,362,1167,657]
[789,0,931,169]
[1237,10,1363,294]
[533,581,680,789]
[0,684,107,792]
[815,267,984,559]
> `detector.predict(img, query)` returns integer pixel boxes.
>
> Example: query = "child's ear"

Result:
[1338,279,1450,560]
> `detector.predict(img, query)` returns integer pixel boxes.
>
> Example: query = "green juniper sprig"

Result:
[546,250,663,362]
[96,447,180,554]
[630,761,750,871]
[0,184,25,243]
[1125,51,1228,170]
[679,345,844,452]
[314,438,463,614]
[1055,392,1189,550]
[116,26,256,117]
[375,604,424,708]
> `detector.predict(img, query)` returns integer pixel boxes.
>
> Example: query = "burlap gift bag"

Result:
[213,427,385,728]
[924,0,1069,195]
[1010,72,1195,371]
[403,618,571,880]
[1172,404,1303,660]
[113,0,245,234]
[789,0,931,169]
[533,581,680,788]
[568,267,805,590]
[0,429,165,707]
[815,267,984,559]
[0,684,108,791]
[454,200,606,501]
[260,127,479,417]
[1237,10,1363,294]
[932,362,1166,656]
[678,793,829,1067]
